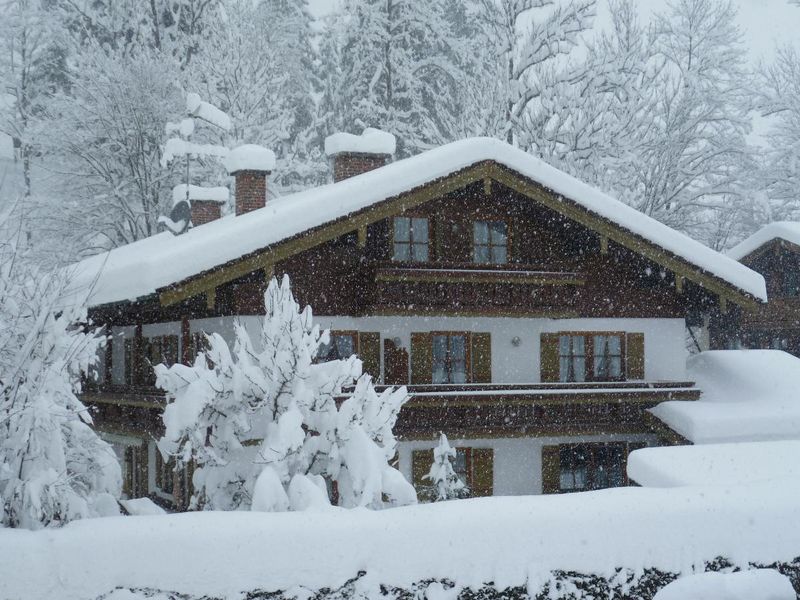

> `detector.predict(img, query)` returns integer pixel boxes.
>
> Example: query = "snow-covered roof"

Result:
[68,137,766,308]
[727,221,800,261]
[324,127,397,156]
[650,350,800,444]
[171,184,228,206]
[653,570,795,600]
[224,144,276,174]
[628,440,800,487]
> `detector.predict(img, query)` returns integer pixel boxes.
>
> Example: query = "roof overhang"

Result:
[156,160,763,312]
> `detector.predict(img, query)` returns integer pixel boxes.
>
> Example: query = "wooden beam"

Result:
[720,297,728,314]
[357,225,367,248]
[483,177,492,196]
[599,235,609,255]
[206,288,216,310]
[675,275,684,294]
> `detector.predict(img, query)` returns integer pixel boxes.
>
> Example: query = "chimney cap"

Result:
[172,184,229,207]
[224,144,276,174]
[324,127,396,157]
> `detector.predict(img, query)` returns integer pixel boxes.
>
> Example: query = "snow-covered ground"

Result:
[2,479,799,600]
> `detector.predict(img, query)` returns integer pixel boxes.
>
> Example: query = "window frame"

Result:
[431,331,471,384]
[557,442,629,492]
[392,215,430,263]
[556,331,626,382]
[473,220,509,265]
[316,330,359,362]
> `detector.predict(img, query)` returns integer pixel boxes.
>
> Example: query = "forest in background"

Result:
[1,0,799,264]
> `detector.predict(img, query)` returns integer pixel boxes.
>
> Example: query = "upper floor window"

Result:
[558,333,624,382]
[432,333,468,384]
[783,270,800,297]
[393,216,429,262]
[473,221,508,264]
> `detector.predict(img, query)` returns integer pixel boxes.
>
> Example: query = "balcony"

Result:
[373,263,585,315]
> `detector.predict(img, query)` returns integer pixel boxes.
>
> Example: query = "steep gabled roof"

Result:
[68,137,766,309]
[727,221,800,262]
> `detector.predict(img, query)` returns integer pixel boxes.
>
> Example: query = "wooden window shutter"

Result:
[470,333,492,383]
[411,449,433,490]
[626,333,645,380]
[358,332,382,382]
[541,445,561,494]
[540,333,561,383]
[471,448,494,497]
[410,333,433,384]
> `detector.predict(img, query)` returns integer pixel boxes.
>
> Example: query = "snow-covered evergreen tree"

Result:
[424,433,467,502]
[0,213,121,529]
[156,275,416,511]
[325,0,466,156]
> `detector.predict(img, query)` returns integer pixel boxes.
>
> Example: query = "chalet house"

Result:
[70,129,767,509]
[723,223,800,356]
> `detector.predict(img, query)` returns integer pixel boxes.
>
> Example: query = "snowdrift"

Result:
[2,480,800,600]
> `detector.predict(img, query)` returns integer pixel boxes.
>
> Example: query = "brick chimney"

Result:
[324,128,396,183]
[172,184,228,227]
[224,144,276,215]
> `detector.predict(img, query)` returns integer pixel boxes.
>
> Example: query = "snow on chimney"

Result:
[224,144,276,216]
[172,184,228,227]
[324,128,396,182]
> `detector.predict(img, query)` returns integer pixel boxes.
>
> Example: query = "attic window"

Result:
[393,217,429,262]
[473,221,508,264]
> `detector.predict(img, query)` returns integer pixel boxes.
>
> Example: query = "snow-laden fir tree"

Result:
[0,214,121,529]
[156,274,417,511]
[424,433,467,502]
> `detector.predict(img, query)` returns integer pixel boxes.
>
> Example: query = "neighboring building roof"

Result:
[628,440,800,487]
[67,137,767,309]
[650,350,800,444]
[727,221,800,261]
[653,570,795,600]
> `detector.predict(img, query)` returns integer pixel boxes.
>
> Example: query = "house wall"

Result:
[397,432,659,496]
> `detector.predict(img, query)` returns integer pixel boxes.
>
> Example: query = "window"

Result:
[142,335,179,386]
[411,446,493,500]
[473,221,508,264]
[558,443,626,492]
[432,333,468,383]
[318,332,357,362]
[393,216,429,262]
[783,270,800,297]
[559,335,586,383]
[558,333,624,382]
[593,334,622,380]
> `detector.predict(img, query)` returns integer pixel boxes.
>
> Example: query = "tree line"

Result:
[1,0,799,262]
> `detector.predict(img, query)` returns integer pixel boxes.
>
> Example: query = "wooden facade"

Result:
[80,155,756,507]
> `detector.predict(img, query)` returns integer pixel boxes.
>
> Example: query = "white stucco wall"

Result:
[398,432,659,496]
[128,316,687,383]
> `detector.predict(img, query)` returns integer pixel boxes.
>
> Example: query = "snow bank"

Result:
[628,440,800,487]
[171,184,228,206]
[68,138,765,308]
[325,127,397,156]
[224,144,276,174]
[727,221,800,261]
[654,569,795,600]
[2,480,800,600]
[651,350,800,443]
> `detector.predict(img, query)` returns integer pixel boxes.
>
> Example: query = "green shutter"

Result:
[540,333,561,383]
[358,332,382,382]
[471,333,492,383]
[410,333,433,384]
[412,449,434,490]
[626,333,645,380]
[471,448,494,497]
[541,445,561,494]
